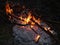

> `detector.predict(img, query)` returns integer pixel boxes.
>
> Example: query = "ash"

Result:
[13,22,52,45]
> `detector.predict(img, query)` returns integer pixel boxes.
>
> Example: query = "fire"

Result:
[24,12,32,24]
[5,2,13,21]
[19,11,41,27]
[5,2,13,14]
[5,2,41,27]
[5,2,55,43]
[30,22,35,28]
[19,12,32,24]
[33,16,40,25]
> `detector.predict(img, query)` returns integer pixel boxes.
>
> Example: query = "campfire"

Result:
[5,2,57,45]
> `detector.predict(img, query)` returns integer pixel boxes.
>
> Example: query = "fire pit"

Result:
[5,2,57,45]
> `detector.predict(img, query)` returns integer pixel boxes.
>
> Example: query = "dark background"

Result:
[0,0,60,45]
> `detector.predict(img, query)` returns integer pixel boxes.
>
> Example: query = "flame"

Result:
[34,35,40,42]
[19,12,32,24]
[5,2,13,14]
[24,12,32,24]
[30,22,35,28]
[5,2,41,27]
[19,11,41,28]
[33,16,40,25]
[5,3,41,30]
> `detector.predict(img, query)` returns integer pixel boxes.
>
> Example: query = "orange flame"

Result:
[5,3,13,14]
[5,2,41,27]
[19,12,32,24]
[30,21,35,28]
[19,11,41,27]
[5,3,41,29]
[33,16,40,25]
[24,12,32,24]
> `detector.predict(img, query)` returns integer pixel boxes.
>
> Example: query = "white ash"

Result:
[13,23,52,45]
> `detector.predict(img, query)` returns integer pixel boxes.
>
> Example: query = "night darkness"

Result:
[0,0,60,45]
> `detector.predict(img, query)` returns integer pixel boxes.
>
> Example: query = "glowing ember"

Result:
[44,27,48,31]
[34,35,40,42]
